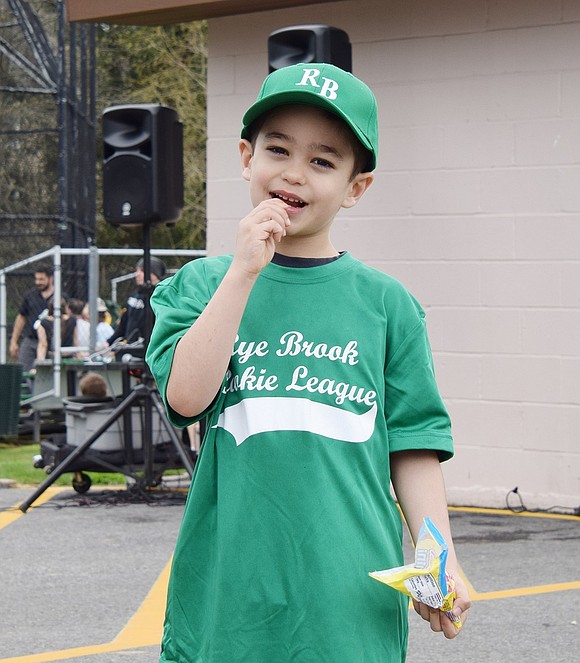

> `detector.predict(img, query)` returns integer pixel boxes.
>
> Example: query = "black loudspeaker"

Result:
[268,25,352,73]
[102,104,183,226]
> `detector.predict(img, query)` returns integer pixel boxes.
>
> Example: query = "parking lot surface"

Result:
[0,483,578,662]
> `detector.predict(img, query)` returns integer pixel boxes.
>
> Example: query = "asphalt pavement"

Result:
[0,480,578,663]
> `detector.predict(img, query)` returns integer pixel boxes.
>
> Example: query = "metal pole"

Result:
[88,243,99,353]
[52,248,62,398]
[141,223,154,483]
[0,271,6,364]
[56,0,68,246]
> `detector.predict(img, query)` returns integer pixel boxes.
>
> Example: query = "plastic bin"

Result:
[64,397,168,451]
[0,364,23,436]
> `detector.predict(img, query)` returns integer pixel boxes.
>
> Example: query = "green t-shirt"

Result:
[147,252,453,663]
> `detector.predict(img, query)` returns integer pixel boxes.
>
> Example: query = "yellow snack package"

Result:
[369,517,461,628]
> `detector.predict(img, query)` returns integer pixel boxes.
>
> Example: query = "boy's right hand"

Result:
[232,198,290,277]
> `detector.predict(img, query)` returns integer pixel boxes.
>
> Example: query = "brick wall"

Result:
[206,0,580,511]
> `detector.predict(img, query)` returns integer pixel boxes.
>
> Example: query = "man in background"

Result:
[10,266,55,372]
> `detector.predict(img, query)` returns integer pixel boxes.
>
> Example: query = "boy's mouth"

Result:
[271,192,307,208]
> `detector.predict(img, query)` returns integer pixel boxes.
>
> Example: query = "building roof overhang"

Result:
[65,1,336,25]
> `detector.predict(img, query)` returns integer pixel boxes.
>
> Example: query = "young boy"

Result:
[146,62,470,662]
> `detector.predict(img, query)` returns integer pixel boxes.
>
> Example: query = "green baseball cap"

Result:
[241,62,378,171]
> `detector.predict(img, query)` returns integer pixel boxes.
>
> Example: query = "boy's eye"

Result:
[267,145,288,156]
[312,157,334,169]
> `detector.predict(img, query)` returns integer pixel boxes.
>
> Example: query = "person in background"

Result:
[107,256,167,352]
[10,266,55,372]
[79,371,109,399]
[68,298,90,357]
[35,299,76,364]
[95,298,114,350]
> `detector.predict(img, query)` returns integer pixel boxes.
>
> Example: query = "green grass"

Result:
[0,440,127,486]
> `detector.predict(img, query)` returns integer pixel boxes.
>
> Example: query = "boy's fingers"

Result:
[428,608,443,633]
[251,206,288,230]
[412,599,432,623]
[413,599,467,639]
[442,608,465,639]
[452,602,469,629]
[255,219,286,244]
[453,596,471,615]
[259,199,290,220]
[452,582,471,619]
[441,618,459,639]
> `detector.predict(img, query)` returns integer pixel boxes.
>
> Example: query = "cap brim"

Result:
[242,90,375,169]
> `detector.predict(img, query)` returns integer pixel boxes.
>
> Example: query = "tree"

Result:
[95,21,207,256]
[0,6,207,313]
[0,0,62,259]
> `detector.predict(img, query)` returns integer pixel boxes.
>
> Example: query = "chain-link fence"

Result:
[0,0,97,289]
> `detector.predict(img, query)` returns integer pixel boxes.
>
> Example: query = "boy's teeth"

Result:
[274,193,304,206]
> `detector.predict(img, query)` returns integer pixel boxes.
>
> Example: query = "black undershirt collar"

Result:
[271,252,345,268]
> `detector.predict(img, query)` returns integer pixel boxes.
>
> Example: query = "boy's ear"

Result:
[240,139,253,181]
[342,172,374,209]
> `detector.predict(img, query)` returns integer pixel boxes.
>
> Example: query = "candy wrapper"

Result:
[369,517,461,628]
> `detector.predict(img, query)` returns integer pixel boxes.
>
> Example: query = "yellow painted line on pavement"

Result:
[458,559,580,603]
[0,559,171,663]
[111,557,171,647]
[450,513,580,602]
[1,506,577,661]
[449,508,580,601]
[0,487,68,529]
[449,505,579,521]
[471,580,580,602]
[0,642,124,663]
[457,564,477,598]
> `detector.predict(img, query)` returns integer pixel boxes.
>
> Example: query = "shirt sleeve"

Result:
[146,258,227,428]
[384,307,454,462]
[108,311,126,343]
[19,291,33,317]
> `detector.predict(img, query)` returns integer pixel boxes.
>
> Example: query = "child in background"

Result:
[68,299,89,357]
[79,371,109,399]
[34,299,76,363]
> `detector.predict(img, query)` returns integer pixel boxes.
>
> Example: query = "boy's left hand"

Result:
[412,571,470,639]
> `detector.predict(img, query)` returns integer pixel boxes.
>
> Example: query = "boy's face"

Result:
[240,105,373,255]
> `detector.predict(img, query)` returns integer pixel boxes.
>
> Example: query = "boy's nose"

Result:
[282,161,306,185]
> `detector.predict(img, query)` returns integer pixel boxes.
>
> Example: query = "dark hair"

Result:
[246,104,372,178]
[79,372,109,398]
[35,265,53,277]
[40,299,70,342]
[46,298,68,317]
[67,299,85,316]
[136,256,167,280]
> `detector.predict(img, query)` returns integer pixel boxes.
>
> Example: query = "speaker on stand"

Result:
[102,104,183,226]
[20,104,193,512]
